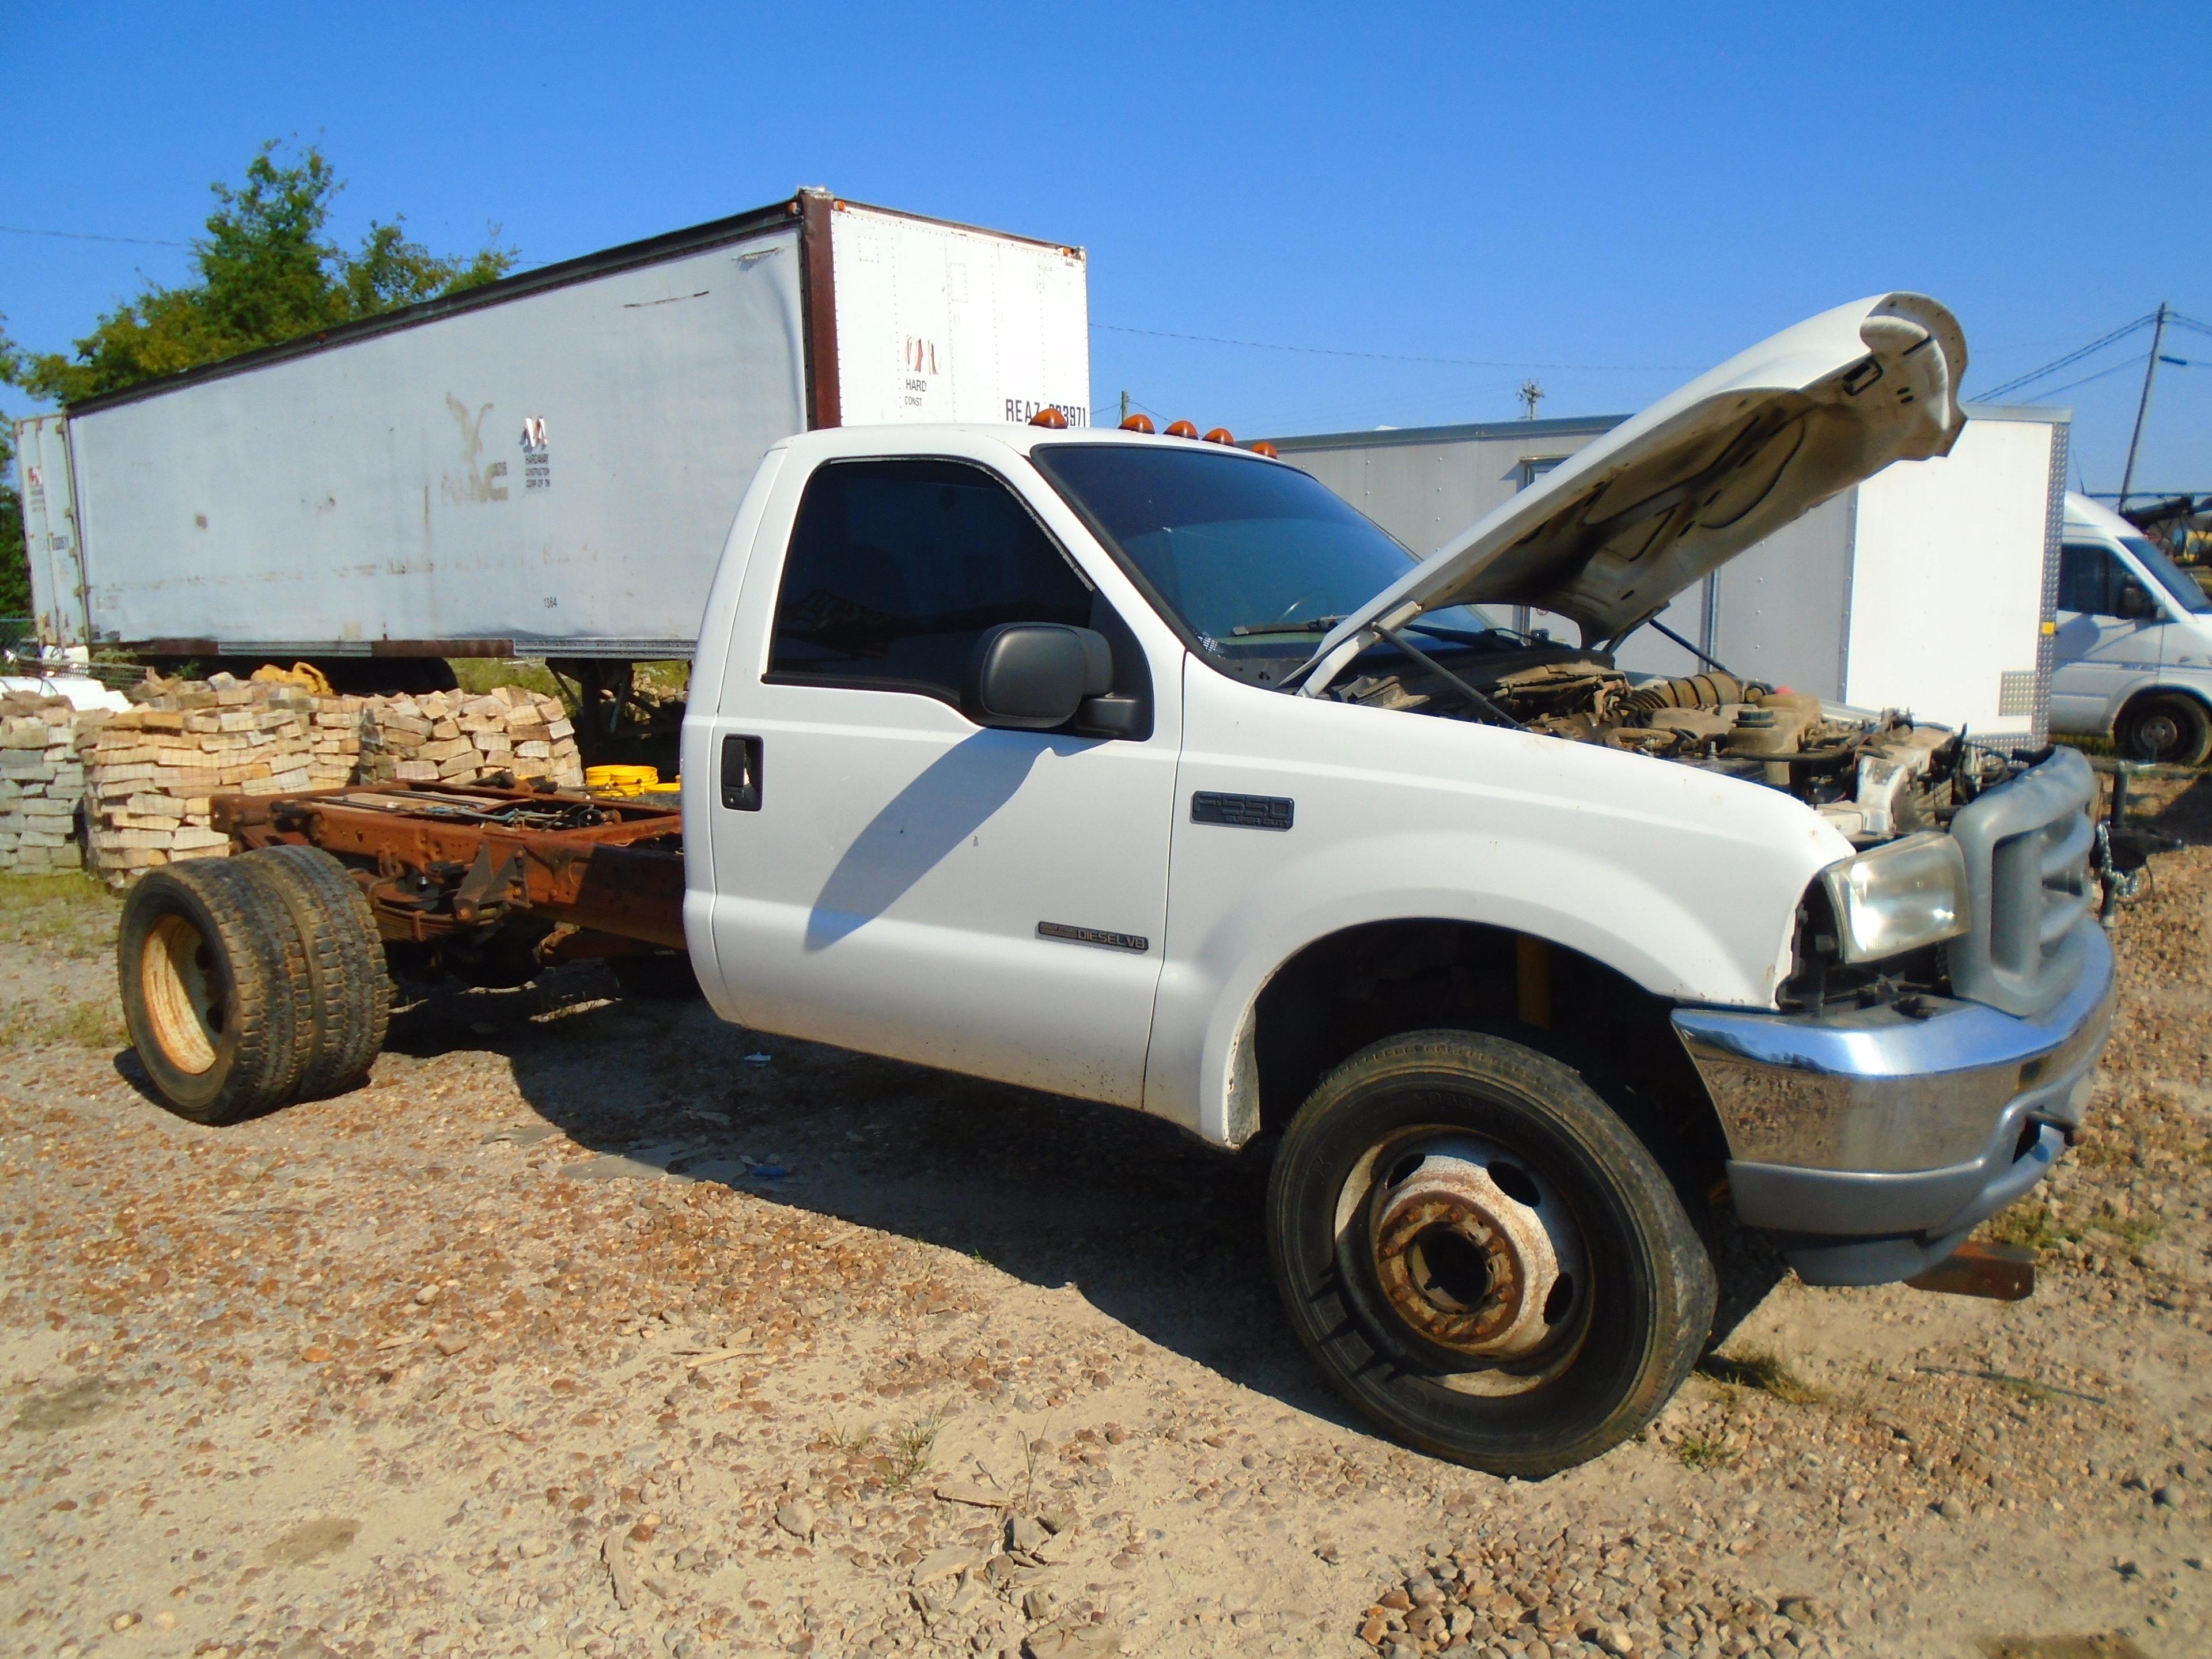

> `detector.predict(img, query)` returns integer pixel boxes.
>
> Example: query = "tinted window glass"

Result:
[1033,444,1465,646]
[2058,544,2119,615]
[2120,533,2212,615]
[770,459,1093,701]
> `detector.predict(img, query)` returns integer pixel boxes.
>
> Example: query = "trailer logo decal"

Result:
[521,418,551,491]
[441,396,509,504]
[1037,921,1149,954]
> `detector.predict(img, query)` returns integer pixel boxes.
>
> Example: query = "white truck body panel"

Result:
[1148,654,1846,1142]
[21,195,1090,661]
[12,413,86,646]
[830,205,1091,429]
[65,230,809,657]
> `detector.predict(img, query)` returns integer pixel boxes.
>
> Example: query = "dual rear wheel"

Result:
[118,847,390,1124]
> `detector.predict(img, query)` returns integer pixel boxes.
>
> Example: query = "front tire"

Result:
[2117,692,2211,767]
[1267,1029,1715,1476]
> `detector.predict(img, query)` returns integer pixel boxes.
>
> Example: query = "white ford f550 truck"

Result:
[116,292,2116,1475]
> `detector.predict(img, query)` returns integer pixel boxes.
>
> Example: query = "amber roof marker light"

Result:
[1249,441,1279,459]
[1202,427,1235,445]
[1118,413,1155,433]
[1028,407,1069,429]
[1164,419,1199,438]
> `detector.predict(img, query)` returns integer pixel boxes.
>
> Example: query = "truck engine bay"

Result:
[1329,654,2024,846]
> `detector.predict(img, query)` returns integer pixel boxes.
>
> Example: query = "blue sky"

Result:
[6,2,2207,495]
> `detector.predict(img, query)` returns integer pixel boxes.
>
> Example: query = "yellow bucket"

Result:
[584,764,661,798]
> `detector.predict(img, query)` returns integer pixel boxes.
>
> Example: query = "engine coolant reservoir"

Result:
[1729,693,1819,786]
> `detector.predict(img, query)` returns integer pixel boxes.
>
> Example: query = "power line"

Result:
[1974,312,2158,402]
[0,224,188,248]
[1092,321,1696,374]
[2029,354,2153,403]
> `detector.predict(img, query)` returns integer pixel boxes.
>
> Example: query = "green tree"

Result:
[0,326,25,620]
[3,141,514,407]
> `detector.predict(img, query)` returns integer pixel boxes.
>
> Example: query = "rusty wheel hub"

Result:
[1368,1139,1585,1361]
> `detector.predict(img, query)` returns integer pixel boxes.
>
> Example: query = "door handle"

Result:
[720,734,764,811]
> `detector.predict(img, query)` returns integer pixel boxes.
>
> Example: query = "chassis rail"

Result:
[213,781,687,955]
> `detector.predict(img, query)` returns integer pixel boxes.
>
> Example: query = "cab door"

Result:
[2050,540,2164,733]
[696,453,1180,1108]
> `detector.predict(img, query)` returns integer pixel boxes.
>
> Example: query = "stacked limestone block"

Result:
[81,675,315,885]
[306,696,367,787]
[358,685,584,789]
[0,692,87,873]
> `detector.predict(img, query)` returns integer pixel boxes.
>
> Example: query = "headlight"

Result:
[1817,831,1970,963]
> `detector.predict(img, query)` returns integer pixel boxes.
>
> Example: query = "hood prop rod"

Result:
[1374,626,1524,729]
[1627,616,1741,680]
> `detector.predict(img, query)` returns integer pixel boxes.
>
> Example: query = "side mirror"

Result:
[963,623,1112,730]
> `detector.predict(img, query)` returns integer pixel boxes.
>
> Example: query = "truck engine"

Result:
[1330,657,2021,845]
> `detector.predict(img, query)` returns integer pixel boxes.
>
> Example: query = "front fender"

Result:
[1145,826,1813,1146]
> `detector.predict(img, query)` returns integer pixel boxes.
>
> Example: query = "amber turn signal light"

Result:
[1165,419,1199,438]
[1028,407,1069,429]
[1119,413,1154,433]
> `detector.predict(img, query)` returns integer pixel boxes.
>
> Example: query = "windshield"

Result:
[1031,443,1498,650]
[2120,533,2212,615]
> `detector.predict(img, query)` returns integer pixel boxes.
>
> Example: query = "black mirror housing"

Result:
[963,623,1111,730]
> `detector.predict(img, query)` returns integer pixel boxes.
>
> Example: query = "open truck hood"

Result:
[1301,292,1967,690]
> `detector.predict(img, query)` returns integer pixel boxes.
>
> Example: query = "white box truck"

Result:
[1274,402,2070,750]
[14,189,1090,690]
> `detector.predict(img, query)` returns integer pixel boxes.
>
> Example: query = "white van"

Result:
[2052,492,2212,764]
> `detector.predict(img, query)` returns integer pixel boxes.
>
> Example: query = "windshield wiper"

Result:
[1402,620,1516,649]
[1230,613,1345,638]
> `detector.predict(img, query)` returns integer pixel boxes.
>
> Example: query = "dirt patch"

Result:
[9,1378,109,1435]
[264,1516,362,1567]
[1,832,2209,1658]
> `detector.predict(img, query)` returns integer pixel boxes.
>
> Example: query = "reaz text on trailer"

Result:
[15,189,1089,690]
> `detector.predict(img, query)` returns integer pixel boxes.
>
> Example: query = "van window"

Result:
[2058,543,2154,619]
[768,459,1094,703]
[2119,533,2212,615]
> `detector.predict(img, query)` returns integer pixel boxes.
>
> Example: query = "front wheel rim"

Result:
[1334,1124,1593,1396]
[2135,711,2184,760]
[141,912,224,1075]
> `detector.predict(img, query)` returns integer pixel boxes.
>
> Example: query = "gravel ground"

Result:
[1,775,2208,1659]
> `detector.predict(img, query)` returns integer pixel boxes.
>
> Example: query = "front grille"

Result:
[1948,747,2097,1017]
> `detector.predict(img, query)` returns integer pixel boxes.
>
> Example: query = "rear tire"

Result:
[236,845,391,1097]
[1267,1028,1714,1476]
[118,859,311,1124]
[2116,692,2211,767]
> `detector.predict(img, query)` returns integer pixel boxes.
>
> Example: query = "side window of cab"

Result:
[767,459,1095,703]
[2059,543,2155,620]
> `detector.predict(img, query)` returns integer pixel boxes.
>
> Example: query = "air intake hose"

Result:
[1622,672,1770,713]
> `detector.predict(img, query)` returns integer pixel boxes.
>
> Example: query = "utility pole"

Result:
[2118,302,2169,514]
[1518,380,1544,421]
[1119,390,1130,426]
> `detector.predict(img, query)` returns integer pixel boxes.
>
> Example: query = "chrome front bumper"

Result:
[1671,926,2117,1286]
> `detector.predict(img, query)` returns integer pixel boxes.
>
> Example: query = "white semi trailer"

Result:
[1273,401,2071,750]
[14,188,1089,695]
